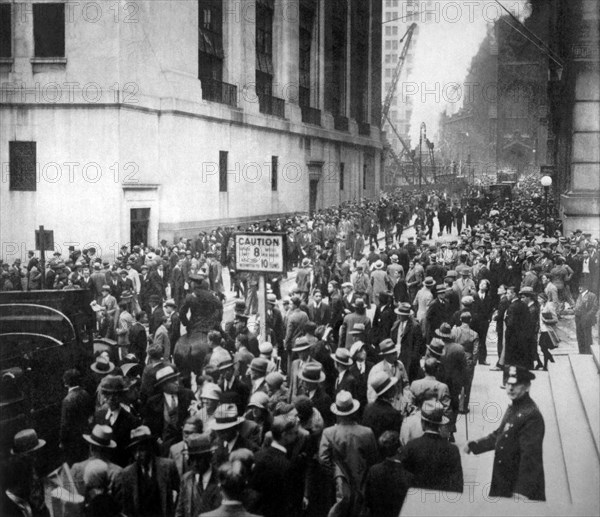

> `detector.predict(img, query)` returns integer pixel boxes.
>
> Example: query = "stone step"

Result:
[569,354,600,458]
[592,344,600,372]
[548,355,600,516]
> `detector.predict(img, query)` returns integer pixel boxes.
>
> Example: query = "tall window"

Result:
[0,4,11,58]
[33,3,65,57]
[198,0,224,81]
[363,163,367,190]
[219,150,228,192]
[271,156,278,191]
[325,0,347,115]
[256,0,274,99]
[339,163,345,191]
[299,0,316,108]
[351,0,369,123]
[9,142,37,191]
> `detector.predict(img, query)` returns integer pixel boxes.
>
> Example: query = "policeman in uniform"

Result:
[464,365,545,501]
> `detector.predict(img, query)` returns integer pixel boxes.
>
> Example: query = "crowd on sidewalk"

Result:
[1,181,599,517]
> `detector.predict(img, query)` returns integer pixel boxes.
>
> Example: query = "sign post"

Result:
[235,232,286,347]
[35,226,54,288]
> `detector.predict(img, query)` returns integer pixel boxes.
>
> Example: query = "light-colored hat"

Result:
[127,426,154,448]
[330,390,360,416]
[187,433,217,456]
[212,404,245,430]
[247,392,269,410]
[421,400,449,425]
[83,425,117,449]
[369,371,398,398]
[154,365,180,387]
[349,340,366,358]
[259,342,274,355]
[200,382,222,401]
[331,348,353,367]
[298,363,326,383]
[373,260,384,270]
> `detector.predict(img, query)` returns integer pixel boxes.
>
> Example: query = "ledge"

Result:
[121,183,160,191]
[30,57,67,64]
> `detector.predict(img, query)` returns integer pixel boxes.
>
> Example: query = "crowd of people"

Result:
[1,182,599,517]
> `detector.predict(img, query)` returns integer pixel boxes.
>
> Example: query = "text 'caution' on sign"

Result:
[235,233,286,273]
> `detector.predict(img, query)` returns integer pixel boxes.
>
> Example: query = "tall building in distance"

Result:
[0,0,383,258]
[381,0,433,156]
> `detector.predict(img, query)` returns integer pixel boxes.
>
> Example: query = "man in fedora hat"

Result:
[450,312,480,413]
[391,302,424,383]
[319,391,378,514]
[424,285,451,344]
[175,433,221,517]
[212,404,257,466]
[217,358,250,413]
[372,291,396,346]
[367,339,410,412]
[94,375,140,467]
[179,272,223,334]
[371,260,391,308]
[362,372,402,440]
[400,399,463,493]
[331,348,358,398]
[465,365,545,501]
[143,365,195,453]
[114,426,180,517]
[339,298,371,350]
[248,358,269,396]
[288,336,316,399]
[71,424,122,495]
[298,363,334,427]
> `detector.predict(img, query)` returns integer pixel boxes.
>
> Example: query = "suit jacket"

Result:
[114,457,180,517]
[391,317,424,383]
[175,469,222,517]
[283,308,309,351]
[362,399,403,440]
[308,301,331,327]
[71,457,123,496]
[169,440,189,478]
[469,393,545,500]
[220,376,251,413]
[319,421,378,494]
[94,406,141,467]
[504,299,532,368]
[154,325,172,359]
[251,446,293,517]
[333,369,358,399]
[339,312,371,349]
[60,386,93,448]
[149,307,166,337]
[213,434,259,467]
[372,304,396,345]
[365,457,412,517]
[400,432,463,492]
[143,388,195,447]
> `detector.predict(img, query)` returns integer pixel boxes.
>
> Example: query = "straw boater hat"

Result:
[127,426,154,449]
[212,404,245,430]
[369,371,398,399]
[435,285,448,294]
[349,340,366,358]
[90,355,115,375]
[217,357,235,371]
[423,277,435,287]
[200,382,222,401]
[331,348,353,367]
[292,336,313,353]
[373,260,384,270]
[11,429,46,455]
[378,339,397,356]
[298,363,326,383]
[395,302,412,316]
[330,390,360,416]
[154,365,180,387]
[83,425,117,449]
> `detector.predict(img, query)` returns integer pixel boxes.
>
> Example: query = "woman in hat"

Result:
[244,392,273,445]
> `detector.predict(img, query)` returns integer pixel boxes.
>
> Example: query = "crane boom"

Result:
[381,23,417,127]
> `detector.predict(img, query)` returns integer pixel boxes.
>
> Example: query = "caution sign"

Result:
[235,232,286,273]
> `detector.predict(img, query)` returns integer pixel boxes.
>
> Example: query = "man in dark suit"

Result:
[307,289,331,327]
[129,311,148,363]
[502,286,532,372]
[60,369,94,465]
[114,426,180,517]
[400,400,463,492]
[391,303,424,383]
[250,416,297,517]
[365,431,412,517]
[348,341,373,412]
[94,375,141,466]
[331,348,358,397]
[212,404,259,466]
[149,265,167,300]
[148,295,165,337]
[143,365,195,454]
[175,433,221,517]
[472,279,494,365]
[218,358,250,414]
[298,363,334,427]
[362,372,402,440]
[107,269,125,301]
[466,366,545,501]
[372,292,396,345]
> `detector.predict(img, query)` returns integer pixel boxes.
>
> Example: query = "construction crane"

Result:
[380,23,419,184]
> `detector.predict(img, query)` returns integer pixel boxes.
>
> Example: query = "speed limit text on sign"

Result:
[235,233,286,273]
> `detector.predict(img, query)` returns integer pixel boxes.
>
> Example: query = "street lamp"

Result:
[541,175,552,236]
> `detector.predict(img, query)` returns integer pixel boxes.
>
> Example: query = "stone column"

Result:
[560,0,600,235]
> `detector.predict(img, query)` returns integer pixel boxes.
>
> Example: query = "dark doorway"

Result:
[130,208,150,247]
[309,179,319,214]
